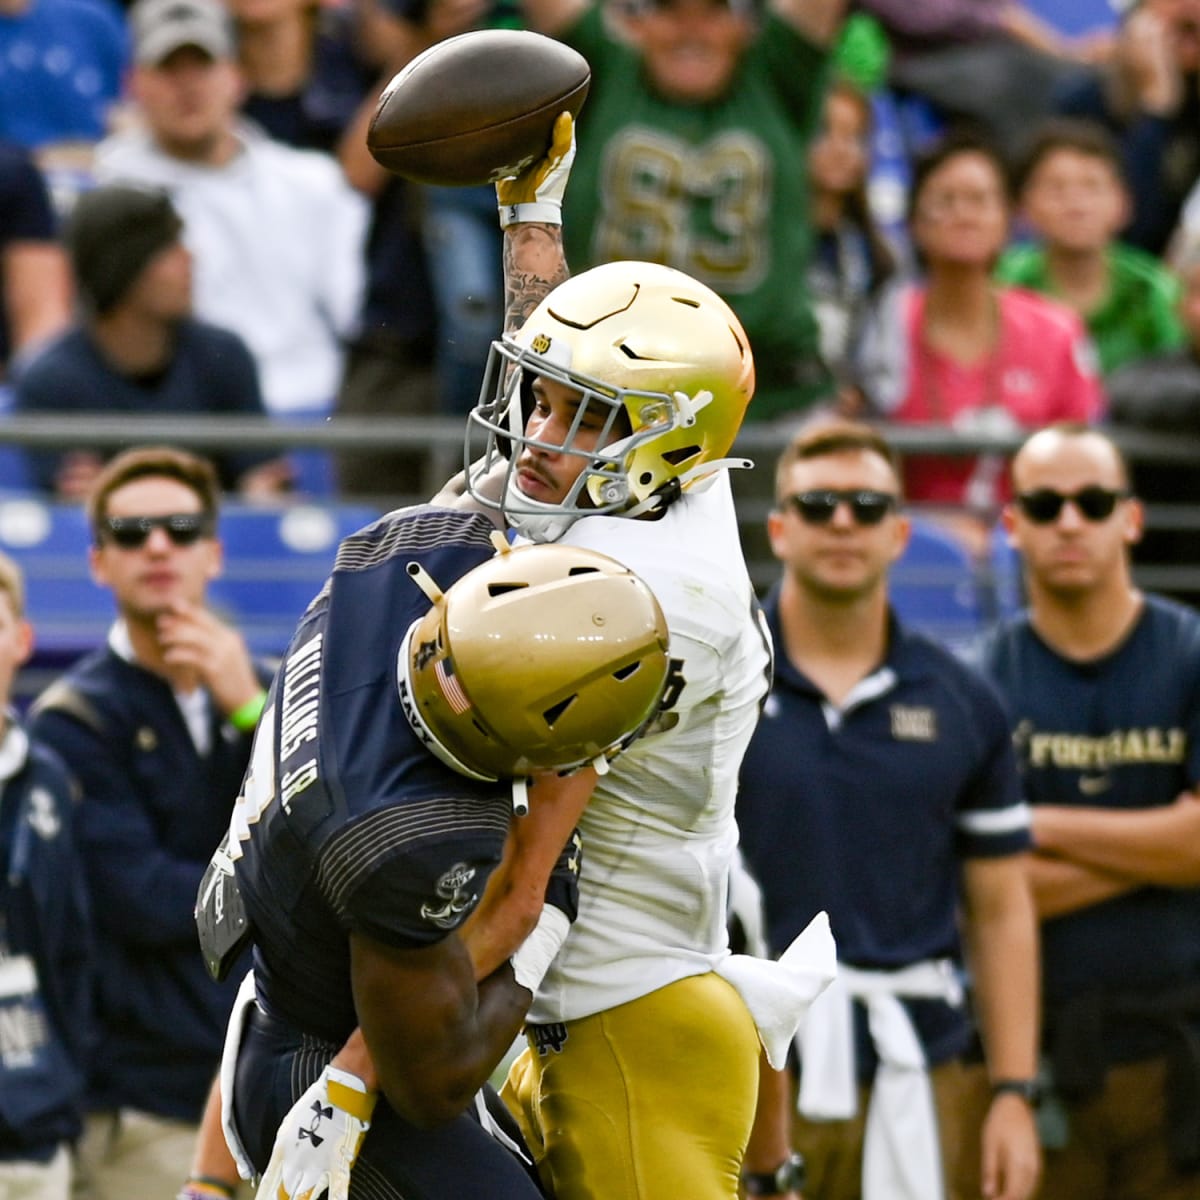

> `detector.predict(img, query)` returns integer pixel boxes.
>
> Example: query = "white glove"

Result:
[253,1065,377,1200]
[496,111,576,228]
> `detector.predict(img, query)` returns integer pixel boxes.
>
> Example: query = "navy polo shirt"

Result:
[737,588,1030,1072]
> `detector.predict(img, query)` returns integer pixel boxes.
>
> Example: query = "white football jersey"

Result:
[528,472,772,1023]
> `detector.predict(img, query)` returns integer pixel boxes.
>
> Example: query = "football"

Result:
[367,30,591,187]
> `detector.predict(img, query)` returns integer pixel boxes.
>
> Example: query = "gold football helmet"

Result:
[464,260,756,542]
[397,536,670,794]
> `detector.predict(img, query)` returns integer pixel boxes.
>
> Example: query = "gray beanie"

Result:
[67,184,185,314]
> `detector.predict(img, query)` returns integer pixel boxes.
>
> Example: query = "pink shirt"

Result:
[889,286,1104,506]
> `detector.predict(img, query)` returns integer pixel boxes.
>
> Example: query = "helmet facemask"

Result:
[463,261,756,543]
[466,336,678,542]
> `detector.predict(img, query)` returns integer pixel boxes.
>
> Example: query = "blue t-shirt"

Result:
[738,595,1029,1073]
[235,506,514,1042]
[981,596,1200,1061]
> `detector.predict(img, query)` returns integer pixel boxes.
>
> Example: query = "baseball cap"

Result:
[67,184,185,314]
[130,0,235,66]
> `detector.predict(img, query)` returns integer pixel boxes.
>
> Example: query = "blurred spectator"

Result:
[860,0,1102,158]
[1165,122,1200,258]
[0,140,72,382]
[0,551,91,1200]
[0,0,128,153]
[1056,0,1200,256]
[523,0,848,422]
[981,423,1200,1200]
[0,0,130,218]
[13,183,291,501]
[228,0,377,153]
[998,116,1185,376]
[94,0,369,491]
[30,446,274,1199]
[331,0,442,501]
[856,130,1103,552]
[807,78,900,399]
[738,422,1041,1200]
[1107,240,1200,601]
[376,0,516,416]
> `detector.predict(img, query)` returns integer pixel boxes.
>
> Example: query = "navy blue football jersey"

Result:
[231,507,513,1040]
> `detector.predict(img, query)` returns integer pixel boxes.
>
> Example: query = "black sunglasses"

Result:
[97,512,215,549]
[1015,487,1129,525]
[782,490,899,527]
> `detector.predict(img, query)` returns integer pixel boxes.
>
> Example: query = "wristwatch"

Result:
[991,1078,1042,1106]
[741,1152,807,1196]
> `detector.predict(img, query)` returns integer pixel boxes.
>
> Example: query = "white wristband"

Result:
[499,202,563,229]
[510,905,571,993]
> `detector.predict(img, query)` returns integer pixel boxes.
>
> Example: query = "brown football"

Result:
[367,30,591,187]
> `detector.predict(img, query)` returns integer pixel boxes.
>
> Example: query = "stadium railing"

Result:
[0,415,1195,700]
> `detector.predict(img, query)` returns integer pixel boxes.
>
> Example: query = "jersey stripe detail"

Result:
[332,508,498,574]
[317,794,508,912]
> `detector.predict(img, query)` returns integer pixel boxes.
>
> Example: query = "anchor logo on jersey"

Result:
[420,862,479,929]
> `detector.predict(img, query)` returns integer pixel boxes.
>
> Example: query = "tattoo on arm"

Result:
[502,224,569,335]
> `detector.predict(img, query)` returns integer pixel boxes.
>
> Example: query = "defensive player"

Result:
[209,525,670,1200]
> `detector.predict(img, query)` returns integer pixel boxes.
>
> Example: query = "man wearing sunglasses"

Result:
[28,446,274,1198]
[736,421,1041,1200]
[981,422,1200,1199]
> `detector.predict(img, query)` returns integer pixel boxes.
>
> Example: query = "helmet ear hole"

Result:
[542,695,577,726]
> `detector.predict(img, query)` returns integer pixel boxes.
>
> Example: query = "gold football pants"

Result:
[502,971,761,1200]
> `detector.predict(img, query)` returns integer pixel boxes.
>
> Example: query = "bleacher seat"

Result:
[0,498,108,662]
[889,516,988,652]
[0,498,381,705]
[1021,0,1117,37]
[984,521,1025,621]
[210,502,380,656]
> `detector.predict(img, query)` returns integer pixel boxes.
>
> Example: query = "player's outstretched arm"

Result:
[497,111,575,333]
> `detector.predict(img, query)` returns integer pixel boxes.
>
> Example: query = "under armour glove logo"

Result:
[297,1101,334,1147]
[254,1067,377,1200]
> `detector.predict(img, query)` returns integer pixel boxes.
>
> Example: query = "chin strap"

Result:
[623,457,755,520]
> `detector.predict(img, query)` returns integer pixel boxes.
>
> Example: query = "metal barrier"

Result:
[0,414,1196,702]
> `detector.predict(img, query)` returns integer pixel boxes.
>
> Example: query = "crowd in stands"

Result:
[5,0,1200,1196]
